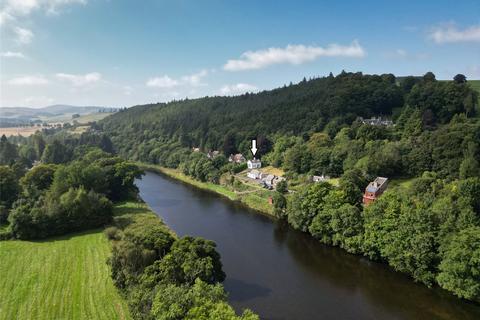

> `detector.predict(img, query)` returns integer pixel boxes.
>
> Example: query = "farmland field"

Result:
[71,112,114,124]
[0,230,130,320]
[0,127,41,137]
[37,112,114,124]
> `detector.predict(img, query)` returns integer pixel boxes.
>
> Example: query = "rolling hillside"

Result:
[1,105,115,126]
[101,72,405,158]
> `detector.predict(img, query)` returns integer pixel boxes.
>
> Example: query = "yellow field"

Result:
[0,127,41,137]
[71,125,90,134]
[72,112,114,124]
[260,165,285,176]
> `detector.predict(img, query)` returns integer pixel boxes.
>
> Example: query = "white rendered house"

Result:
[247,159,261,169]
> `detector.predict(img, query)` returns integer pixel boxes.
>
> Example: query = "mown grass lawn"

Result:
[0,230,130,320]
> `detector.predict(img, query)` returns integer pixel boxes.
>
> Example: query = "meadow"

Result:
[0,230,130,320]
[71,112,114,124]
[0,127,41,137]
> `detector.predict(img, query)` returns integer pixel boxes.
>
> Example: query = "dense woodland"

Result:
[99,72,480,302]
[0,132,258,319]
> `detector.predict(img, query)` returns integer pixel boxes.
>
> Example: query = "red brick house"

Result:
[363,177,388,205]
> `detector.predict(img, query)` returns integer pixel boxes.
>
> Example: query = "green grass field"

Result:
[37,112,114,124]
[0,230,130,320]
[73,112,114,124]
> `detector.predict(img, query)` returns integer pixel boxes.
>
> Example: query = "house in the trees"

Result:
[247,169,261,179]
[312,174,330,182]
[262,174,275,188]
[207,150,220,159]
[228,153,246,163]
[358,117,394,127]
[363,177,389,205]
[247,158,261,169]
[272,176,286,188]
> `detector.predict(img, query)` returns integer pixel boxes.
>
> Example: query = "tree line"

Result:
[105,205,258,319]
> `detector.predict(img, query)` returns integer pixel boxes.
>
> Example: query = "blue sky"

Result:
[1,0,479,108]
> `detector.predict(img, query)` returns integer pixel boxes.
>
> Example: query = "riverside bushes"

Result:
[107,202,258,320]
[285,175,480,302]
[1,144,143,240]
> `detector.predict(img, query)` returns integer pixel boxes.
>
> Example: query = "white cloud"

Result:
[44,0,87,15]
[55,72,102,86]
[1,51,26,58]
[429,24,480,44]
[14,27,34,44]
[146,75,179,88]
[220,83,258,95]
[7,75,49,85]
[5,0,40,15]
[147,70,209,89]
[224,41,366,71]
[0,0,86,45]
[0,10,14,26]
[181,69,208,86]
[1,0,86,21]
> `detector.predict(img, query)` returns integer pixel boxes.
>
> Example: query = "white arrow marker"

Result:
[251,139,257,157]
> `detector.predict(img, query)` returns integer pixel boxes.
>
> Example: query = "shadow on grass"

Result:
[29,228,104,243]
[112,215,134,229]
[113,205,149,216]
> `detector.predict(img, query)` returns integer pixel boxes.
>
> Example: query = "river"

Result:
[136,171,480,320]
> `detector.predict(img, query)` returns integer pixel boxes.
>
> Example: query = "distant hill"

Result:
[1,105,103,118]
[0,105,116,126]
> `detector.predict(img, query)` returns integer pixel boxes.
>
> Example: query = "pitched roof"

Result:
[366,177,388,193]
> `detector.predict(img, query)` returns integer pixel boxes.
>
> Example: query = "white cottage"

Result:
[312,174,330,182]
[247,169,261,179]
[247,159,262,169]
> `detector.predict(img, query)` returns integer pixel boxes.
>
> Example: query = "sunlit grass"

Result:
[0,230,130,320]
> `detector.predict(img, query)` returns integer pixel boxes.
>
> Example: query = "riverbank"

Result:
[138,163,275,216]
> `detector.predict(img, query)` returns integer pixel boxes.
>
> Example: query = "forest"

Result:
[98,72,480,303]
[0,131,258,320]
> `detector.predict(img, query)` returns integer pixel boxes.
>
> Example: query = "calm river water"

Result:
[136,171,480,320]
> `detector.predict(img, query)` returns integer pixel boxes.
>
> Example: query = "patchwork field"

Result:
[0,127,41,137]
[71,112,113,124]
[0,230,130,320]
